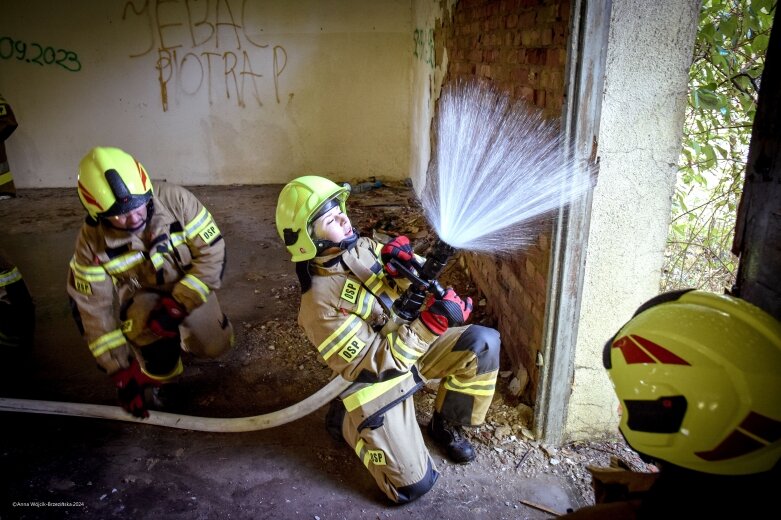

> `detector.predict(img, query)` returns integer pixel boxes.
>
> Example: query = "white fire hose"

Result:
[0,375,351,433]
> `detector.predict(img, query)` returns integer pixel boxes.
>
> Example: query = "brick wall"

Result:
[435,0,570,403]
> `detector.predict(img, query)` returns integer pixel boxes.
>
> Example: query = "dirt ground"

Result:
[0,183,653,519]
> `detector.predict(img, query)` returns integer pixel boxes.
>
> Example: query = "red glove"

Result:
[381,236,414,277]
[420,288,473,335]
[110,359,160,418]
[147,296,187,339]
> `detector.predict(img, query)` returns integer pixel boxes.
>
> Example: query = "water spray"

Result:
[387,78,591,327]
[419,77,592,255]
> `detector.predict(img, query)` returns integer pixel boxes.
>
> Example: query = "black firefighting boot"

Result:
[428,411,476,463]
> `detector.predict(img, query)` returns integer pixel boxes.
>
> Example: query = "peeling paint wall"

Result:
[0,0,413,187]
[565,0,700,440]
[409,0,453,184]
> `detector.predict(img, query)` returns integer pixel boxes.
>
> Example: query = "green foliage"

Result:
[662,0,775,293]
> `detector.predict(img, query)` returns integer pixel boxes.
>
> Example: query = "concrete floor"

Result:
[0,186,582,519]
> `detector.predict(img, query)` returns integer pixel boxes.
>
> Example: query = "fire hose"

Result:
[0,239,457,433]
[0,375,351,433]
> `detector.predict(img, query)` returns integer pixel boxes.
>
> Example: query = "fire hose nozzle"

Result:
[387,239,456,322]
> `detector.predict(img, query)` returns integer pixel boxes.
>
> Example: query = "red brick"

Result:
[533,270,547,294]
[553,22,569,46]
[529,68,540,88]
[546,92,564,111]
[538,4,559,23]
[560,2,571,23]
[511,67,531,84]
[545,48,562,66]
[516,85,534,103]
[519,11,536,27]
[541,26,554,46]
[521,29,540,47]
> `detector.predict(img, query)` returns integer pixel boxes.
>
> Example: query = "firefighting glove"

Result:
[420,288,473,335]
[147,296,187,339]
[381,235,415,277]
[110,358,160,419]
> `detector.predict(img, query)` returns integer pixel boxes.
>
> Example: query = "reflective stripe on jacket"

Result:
[298,237,438,422]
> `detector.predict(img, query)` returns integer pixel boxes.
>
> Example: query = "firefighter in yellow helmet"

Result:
[276,175,501,503]
[562,289,781,519]
[67,147,234,418]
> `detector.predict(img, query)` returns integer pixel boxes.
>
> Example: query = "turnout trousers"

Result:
[121,290,233,380]
[338,324,500,503]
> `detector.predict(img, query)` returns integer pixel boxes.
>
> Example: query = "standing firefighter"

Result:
[67,146,234,418]
[275,175,501,503]
[0,94,18,199]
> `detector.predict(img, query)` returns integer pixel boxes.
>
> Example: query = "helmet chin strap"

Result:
[314,228,359,255]
[103,200,155,232]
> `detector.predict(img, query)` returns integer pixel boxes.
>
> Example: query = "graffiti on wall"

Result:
[0,35,82,72]
[122,0,288,111]
[413,27,434,68]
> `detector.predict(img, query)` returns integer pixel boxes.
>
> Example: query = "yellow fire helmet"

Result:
[604,289,781,475]
[77,146,153,220]
[275,175,350,262]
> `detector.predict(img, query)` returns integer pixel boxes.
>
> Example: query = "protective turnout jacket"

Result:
[67,182,224,374]
[299,237,438,428]
[299,236,500,503]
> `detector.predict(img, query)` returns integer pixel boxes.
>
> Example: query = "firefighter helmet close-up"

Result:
[604,289,781,476]
[77,146,154,220]
[275,175,350,262]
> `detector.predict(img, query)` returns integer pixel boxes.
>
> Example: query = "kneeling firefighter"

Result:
[275,176,501,503]
[67,147,234,418]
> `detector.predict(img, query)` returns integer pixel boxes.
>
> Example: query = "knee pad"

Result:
[453,325,501,374]
[394,458,439,504]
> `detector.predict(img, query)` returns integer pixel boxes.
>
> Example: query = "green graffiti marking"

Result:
[0,36,81,72]
[413,27,434,68]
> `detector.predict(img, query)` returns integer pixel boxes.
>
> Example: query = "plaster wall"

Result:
[409,0,452,185]
[0,0,413,188]
[565,0,700,439]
